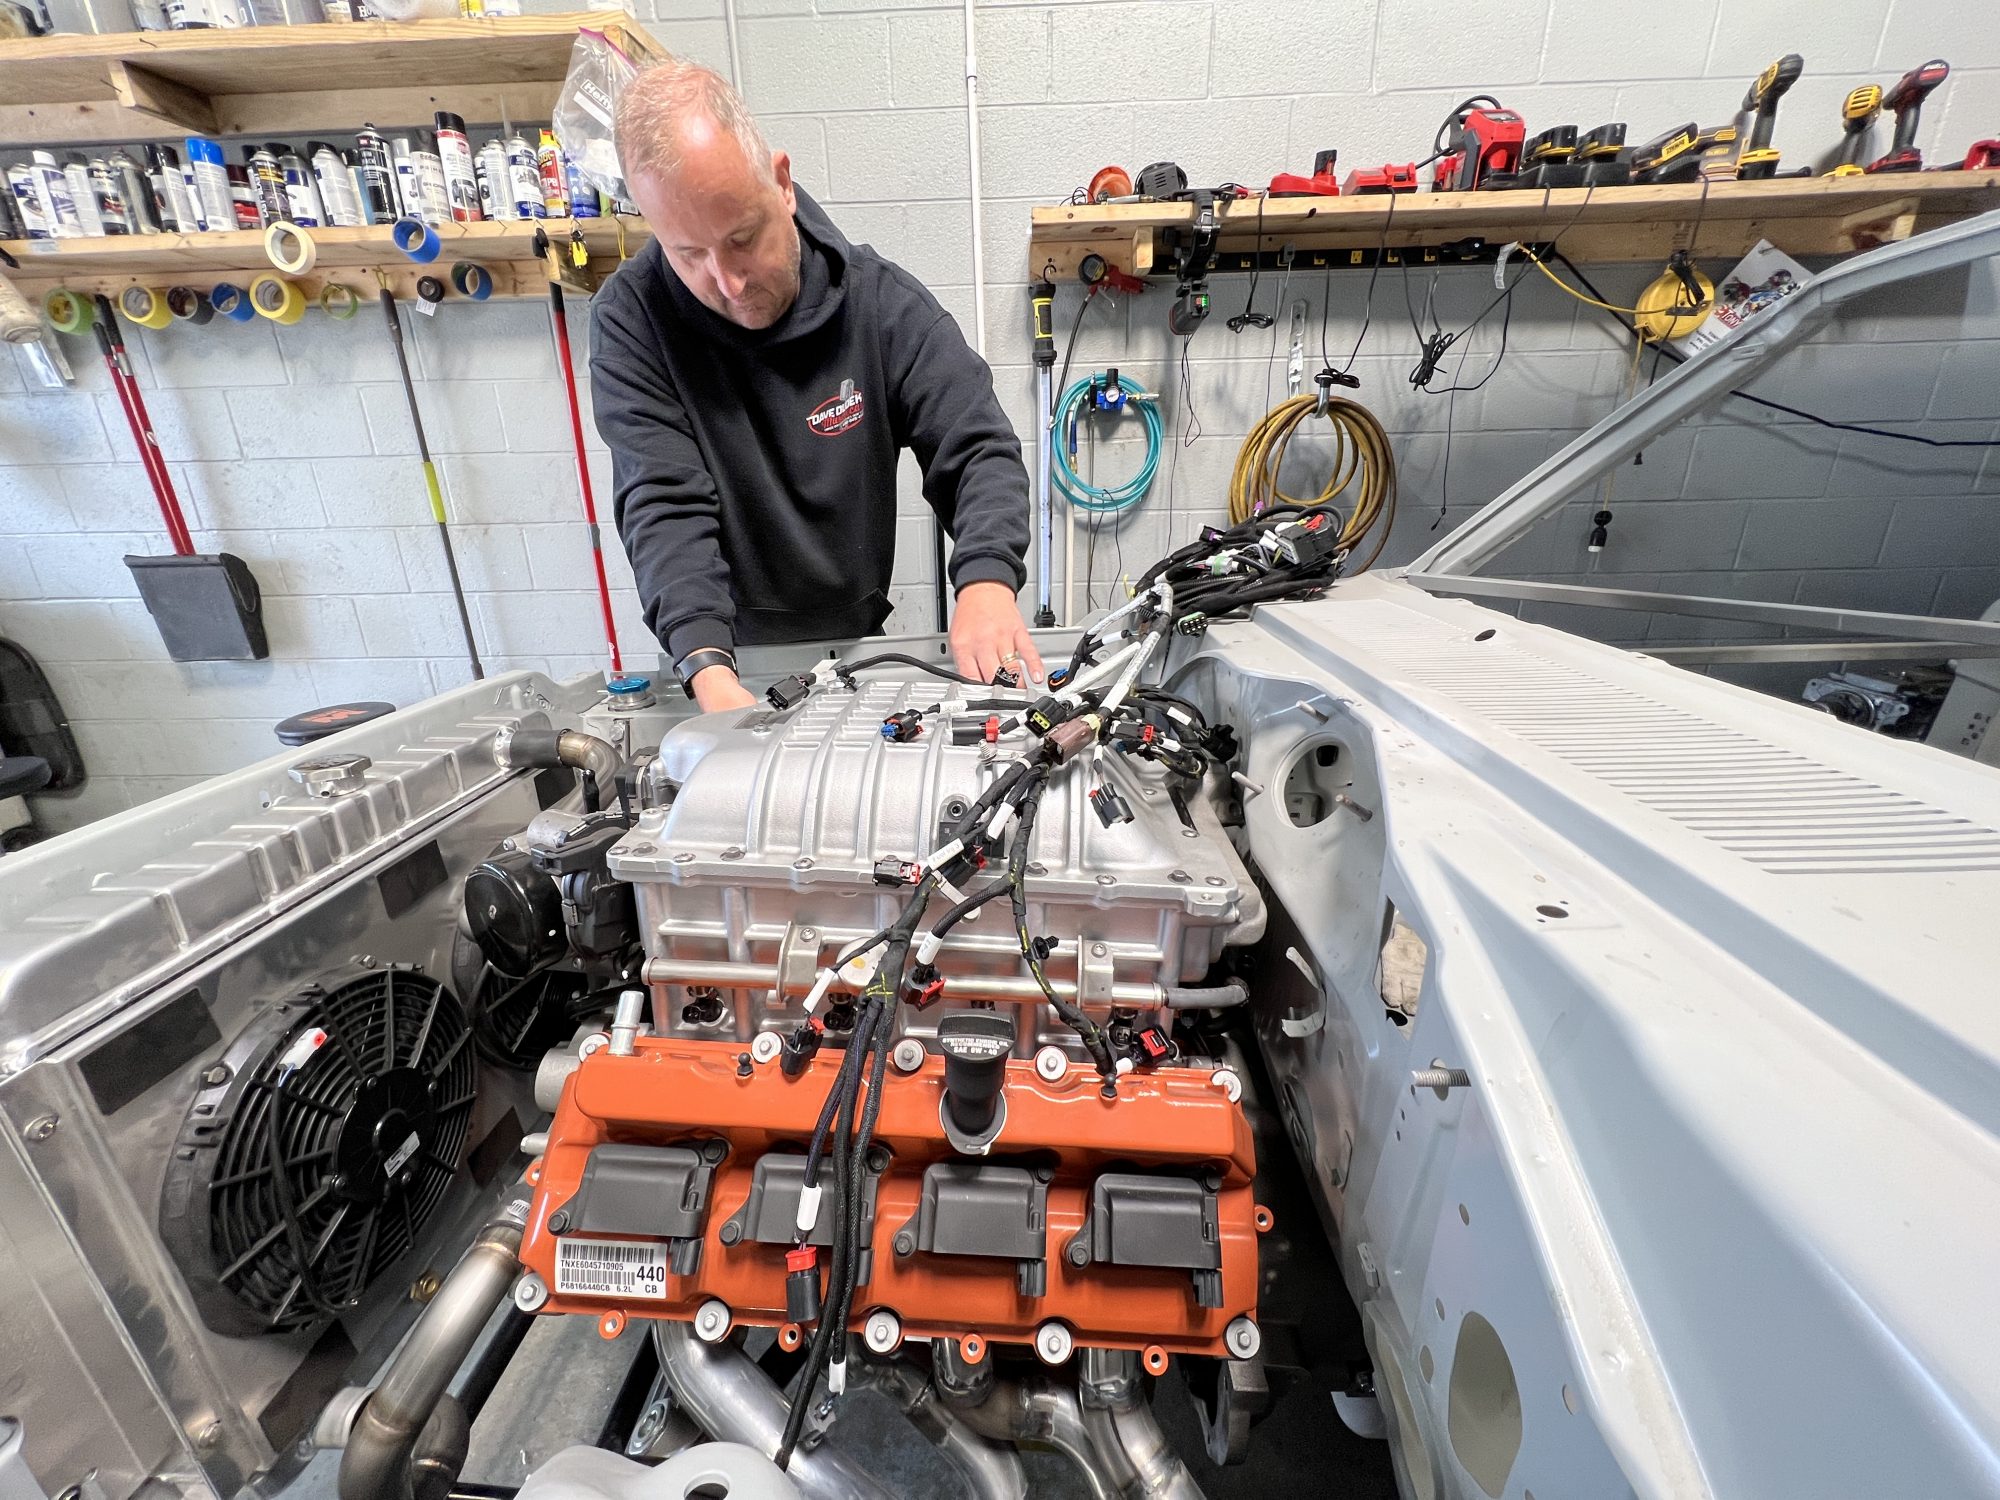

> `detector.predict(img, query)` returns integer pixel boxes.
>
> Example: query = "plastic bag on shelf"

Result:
[554,26,640,205]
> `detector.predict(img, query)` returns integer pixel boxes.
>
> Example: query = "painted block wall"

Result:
[5,0,2000,830]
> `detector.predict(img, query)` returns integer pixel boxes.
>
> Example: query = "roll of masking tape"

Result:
[415,274,446,306]
[263,220,318,275]
[449,261,492,301]
[211,283,255,322]
[119,285,175,330]
[166,286,213,325]
[319,283,359,320]
[249,273,306,326]
[43,288,94,335]
[392,216,441,263]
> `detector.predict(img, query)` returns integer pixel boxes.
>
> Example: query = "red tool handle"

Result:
[93,300,194,556]
[547,284,623,675]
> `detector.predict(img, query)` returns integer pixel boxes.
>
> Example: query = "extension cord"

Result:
[0,270,40,344]
[1633,263,1715,343]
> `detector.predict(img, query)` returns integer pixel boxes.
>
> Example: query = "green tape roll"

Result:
[43,288,94,335]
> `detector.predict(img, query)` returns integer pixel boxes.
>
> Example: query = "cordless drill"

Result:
[1827,85,1882,177]
[1868,59,1950,173]
[1734,52,1803,179]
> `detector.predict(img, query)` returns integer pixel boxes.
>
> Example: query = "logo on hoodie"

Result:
[807,378,865,437]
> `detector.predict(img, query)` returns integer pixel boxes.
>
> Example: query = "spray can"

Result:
[8,166,52,240]
[352,125,399,225]
[563,150,599,219]
[536,128,568,216]
[62,155,106,235]
[86,156,129,235]
[29,152,83,238]
[476,139,514,221]
[246,143,288,223]
[165,0,244,27]
[433,111,481,223]
[412,132,452,225]
[278,148,322,227]
[390,136,420,220]
[226,165,261,229]
[146,145,196,232]
[505,132,543,218]
[113,152,160,235]
[185,137,233,233]
[309,141,363,228]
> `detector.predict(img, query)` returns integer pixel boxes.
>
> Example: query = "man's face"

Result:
[631,126,801,331]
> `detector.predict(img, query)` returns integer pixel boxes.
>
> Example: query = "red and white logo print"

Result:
[807,378,865,437]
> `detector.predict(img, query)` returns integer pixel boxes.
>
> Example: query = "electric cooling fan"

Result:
[451,928,595,1070]
[159,968,477,1337]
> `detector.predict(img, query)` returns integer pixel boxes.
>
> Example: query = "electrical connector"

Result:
[767,672,816,710]
[873,857,919,886]
[881,709,924,743]
[1045,716,1099,762]
[1174,613,1209,636]
[787,1245,823,1323]
[1025,696,1072,737]
[1136,1026,1172,1065]
[780,1023,822,1079]
[991,664,1020,689]
[1090,783,1134,826]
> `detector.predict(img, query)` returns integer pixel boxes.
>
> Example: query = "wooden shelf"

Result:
[0,11,658,146]
[0,215,651,301]
[1029,173,2000,277]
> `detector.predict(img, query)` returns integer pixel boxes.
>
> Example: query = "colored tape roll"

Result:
[263,220,318,275]
[43,288,94,335]
[319,283,359,320]
[415,274,446,305]
[119,285,175,330]
[166,286,213,325]
[392,216,442,263]
[211,283,256,322]
[449,261,492,300]
[249,273,306,326]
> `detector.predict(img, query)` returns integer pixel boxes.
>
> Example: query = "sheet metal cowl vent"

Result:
[158,968,477,1336]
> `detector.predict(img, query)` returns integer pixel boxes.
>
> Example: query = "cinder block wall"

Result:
[6,0,2000,830]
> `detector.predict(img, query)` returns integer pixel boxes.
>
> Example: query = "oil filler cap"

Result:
[939,1010,1015,1149]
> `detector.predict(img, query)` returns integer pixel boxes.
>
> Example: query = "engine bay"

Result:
[5,521,1999,1500]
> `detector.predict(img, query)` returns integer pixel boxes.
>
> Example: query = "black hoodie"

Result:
[590,188,1030,664]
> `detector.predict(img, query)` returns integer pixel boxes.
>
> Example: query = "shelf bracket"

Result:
[108,60,217,136]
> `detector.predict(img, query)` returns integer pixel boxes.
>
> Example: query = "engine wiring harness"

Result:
[758,502,1354,1468]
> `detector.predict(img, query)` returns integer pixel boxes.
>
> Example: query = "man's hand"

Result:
[951,580,1044,685]
[691,664,759,713]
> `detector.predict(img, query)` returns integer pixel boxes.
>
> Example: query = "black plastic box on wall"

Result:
[125,553,270,663]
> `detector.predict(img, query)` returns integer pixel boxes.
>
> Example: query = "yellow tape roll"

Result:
[119,285,175,330]
[249,273,306,326]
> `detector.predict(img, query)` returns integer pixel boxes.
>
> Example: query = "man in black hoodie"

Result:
[591,61,1039,712]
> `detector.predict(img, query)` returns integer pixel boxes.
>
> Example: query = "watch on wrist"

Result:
[673,646,738,692]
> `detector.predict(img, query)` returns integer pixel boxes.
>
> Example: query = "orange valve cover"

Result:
[520,1037,1263,1357]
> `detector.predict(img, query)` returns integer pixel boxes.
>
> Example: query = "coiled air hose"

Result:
[1051,371,1164,514]
[1229,391,1397,570]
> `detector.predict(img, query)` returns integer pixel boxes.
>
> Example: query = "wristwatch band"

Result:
[674,646,737,690]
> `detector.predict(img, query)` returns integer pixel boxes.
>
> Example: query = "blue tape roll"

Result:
[210,283,255,322]
[450,261,492,301]
[392,217,442,263]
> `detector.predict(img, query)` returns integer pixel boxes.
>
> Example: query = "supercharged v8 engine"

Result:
[518,674,1272,1369]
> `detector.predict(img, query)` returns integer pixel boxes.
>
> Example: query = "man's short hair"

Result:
[616,60,777,188]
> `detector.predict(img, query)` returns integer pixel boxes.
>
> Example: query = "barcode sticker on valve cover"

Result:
[554,1238,670,1299]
